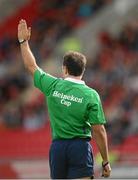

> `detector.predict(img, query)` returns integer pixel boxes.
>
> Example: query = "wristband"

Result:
[19,39,26,44]
[102,161,109,168]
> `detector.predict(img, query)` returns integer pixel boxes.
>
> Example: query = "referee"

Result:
[18,19,111,179]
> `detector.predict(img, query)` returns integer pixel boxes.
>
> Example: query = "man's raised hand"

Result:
[18,19,31,43]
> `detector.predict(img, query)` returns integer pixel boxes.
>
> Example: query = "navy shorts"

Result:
[49,138,94,179]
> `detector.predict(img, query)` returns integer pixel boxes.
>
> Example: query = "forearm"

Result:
[93,125,109,162]
[20,40,38,75]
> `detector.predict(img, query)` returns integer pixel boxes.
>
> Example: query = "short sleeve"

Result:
[34,68,58,96]
[88,91,106,125]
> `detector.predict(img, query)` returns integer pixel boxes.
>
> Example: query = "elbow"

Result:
[25,64,38,75]
[92,124,106,138]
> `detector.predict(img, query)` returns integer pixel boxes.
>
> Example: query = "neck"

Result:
[66,75,82,80]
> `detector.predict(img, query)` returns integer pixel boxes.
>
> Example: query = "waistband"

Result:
[52,137,91,142]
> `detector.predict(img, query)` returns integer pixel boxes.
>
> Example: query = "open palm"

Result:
[18,19,31,42]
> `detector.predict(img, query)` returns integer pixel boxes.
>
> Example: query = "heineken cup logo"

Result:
[53,91,83,107]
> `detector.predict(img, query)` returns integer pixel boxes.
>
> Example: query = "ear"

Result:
[63,65,68,75]
[65,66,68,75]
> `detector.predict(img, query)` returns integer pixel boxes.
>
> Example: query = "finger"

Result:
[20,22,28,31]
[19,19,27,27]
[18,21,25,29]
[28,27,31,35]
[102,168,110,175]
[27,27,31,39]
[103,171,110,177]
[102,173,110,177]
[19,20,24,26]
[101,174,109,177]
[20,20,27,26]
[19,19,25,23]
[18,24,22,31]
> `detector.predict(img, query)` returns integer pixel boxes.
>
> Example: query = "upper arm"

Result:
[33,68,58,95]
[88,91,106,125]
[26,64,38,76]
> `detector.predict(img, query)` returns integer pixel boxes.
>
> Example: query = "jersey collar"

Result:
[64,77,85,84]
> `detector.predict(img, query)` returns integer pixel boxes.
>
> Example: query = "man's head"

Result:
[62,51,87,78]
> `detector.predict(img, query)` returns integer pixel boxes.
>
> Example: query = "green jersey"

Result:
[34,68,106,140]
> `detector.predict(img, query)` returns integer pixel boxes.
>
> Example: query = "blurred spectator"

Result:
[86,21,138,144]
[23,103,46,131]
[0,0,137,147]
[0,0,108,130]
[4,106,22,128]
[77,0,94,18]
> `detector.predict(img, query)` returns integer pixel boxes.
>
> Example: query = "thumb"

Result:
[28,27,31,39]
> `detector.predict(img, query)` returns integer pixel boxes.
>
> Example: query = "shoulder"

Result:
[84,84,99,95]
[34,68,56,79]
[34,68,62,84]
[84,85,100,101]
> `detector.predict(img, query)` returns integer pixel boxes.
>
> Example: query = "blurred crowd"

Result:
[85,21,138,144]
[0,0,110,130]
[4,0,138,145]
[0,0,138,146]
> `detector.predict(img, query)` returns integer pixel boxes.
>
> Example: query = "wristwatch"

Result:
[102,161,109,168]
[19,39,26,44]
